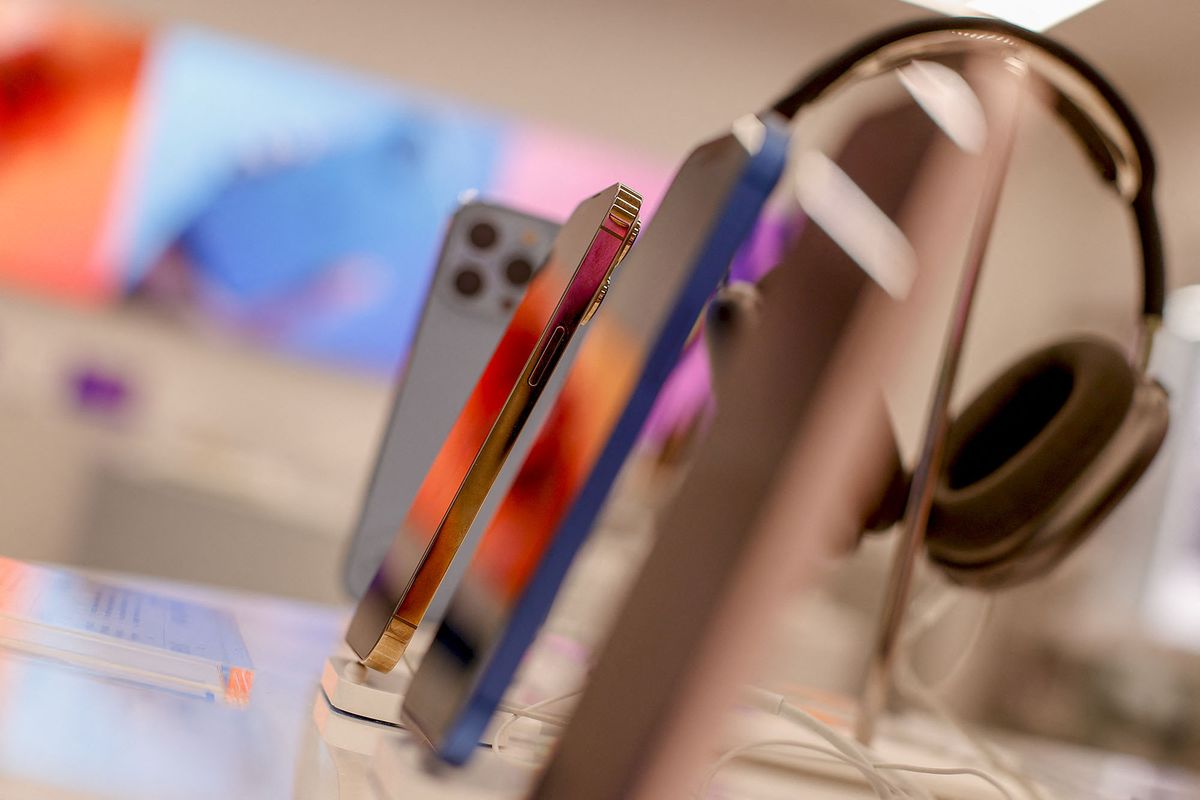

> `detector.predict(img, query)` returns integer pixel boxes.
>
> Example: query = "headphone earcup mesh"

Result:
[926,337,1136,566]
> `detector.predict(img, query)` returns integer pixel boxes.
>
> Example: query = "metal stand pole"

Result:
[856,56,1030,745]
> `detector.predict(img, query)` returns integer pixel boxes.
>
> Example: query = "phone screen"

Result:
[345,185,635,663]
[403,117,789,751]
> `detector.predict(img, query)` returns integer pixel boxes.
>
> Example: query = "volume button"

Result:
[528,326,567,387]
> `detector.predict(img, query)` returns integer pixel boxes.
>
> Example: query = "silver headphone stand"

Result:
[856,56,1031,745]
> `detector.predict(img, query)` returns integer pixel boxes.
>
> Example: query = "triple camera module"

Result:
[453,221,536,304]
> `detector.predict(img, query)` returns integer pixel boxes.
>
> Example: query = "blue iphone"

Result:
[401,113,790,764]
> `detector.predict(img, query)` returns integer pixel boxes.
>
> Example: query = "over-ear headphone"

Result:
[751,17,1170,590]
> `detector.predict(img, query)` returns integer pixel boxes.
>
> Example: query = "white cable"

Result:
[894,658,1047,800]
[742,687,925,799]
[898,588,993,689]
[927,596,994,690]
[699,738,1017,799]
[402,649,570,730]
[894,587,1050,800]
[779,699,927,799]
[873,761,1015,800]
[698,740,898,798]
[494,705,569,726]
[779,686,858,722]
[491,688,581,761]
[901,586,959,644]
[401,589,1024,798]
[714,588,1033,800]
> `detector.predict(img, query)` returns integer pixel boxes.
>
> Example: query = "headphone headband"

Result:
[767,16,1165,320]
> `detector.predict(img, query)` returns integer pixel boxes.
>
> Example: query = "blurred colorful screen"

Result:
[0,2,665,371]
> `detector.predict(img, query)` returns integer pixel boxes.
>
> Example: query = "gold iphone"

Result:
[345,183,641,671]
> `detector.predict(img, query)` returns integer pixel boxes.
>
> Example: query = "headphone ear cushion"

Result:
[926,337,1136,567]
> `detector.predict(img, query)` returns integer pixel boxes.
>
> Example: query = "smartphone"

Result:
[344,183,642,672]
[532,97,989,800]
[342,199,560,600]
[400,113,790,764]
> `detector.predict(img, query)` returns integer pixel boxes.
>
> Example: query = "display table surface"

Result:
[0,570,351,799]
[2,568,1198,800]
[0,567,555,800]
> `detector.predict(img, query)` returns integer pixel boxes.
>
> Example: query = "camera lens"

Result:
[504,257,534,286]
[468,222,498,250]
[453,267,484,297]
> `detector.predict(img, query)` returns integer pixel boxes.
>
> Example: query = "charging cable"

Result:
[894,589,1047,800]
[698,588,1031,799]
[402,589,1035,798]
[490,689,581,763]
[728,685,1015,799]
[737,686,920,798]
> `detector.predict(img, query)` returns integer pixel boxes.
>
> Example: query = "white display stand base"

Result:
[317,639,509,755]
[320,649,414,728]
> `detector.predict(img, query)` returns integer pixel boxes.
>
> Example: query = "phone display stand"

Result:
[321,646,415,728]
[317,641,437,758]
[319,628,507,750]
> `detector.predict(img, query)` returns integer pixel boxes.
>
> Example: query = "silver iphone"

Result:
[342,199,559,599]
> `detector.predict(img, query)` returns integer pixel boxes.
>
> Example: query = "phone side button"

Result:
[528,326,567,387]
